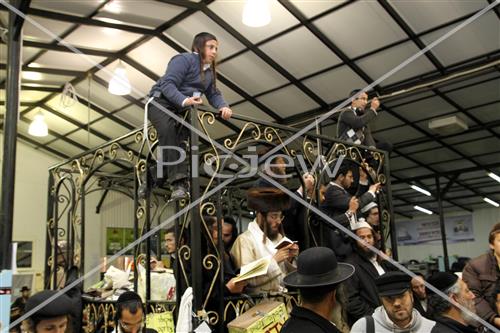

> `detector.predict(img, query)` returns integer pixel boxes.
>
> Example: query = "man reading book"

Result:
[230,187,299,294]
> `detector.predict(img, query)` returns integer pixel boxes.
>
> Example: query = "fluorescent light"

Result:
[28,113,48,137]
[95,17,126,25]
[22,71,43,81]
[242,0,271,27]
[104,1,122,14]
[410,185,431,197]
[488,172,500,184]
[414,205,433,215]
[27,62,42,68]
[484,197,499,208]
[108,61,131,95]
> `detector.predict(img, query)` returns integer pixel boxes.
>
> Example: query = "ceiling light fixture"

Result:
[242,0,271,27]
[28,112,48,137]
[414,205,433,215]
[410,184,431,197]
[488,172,500,184]
[108,60,131,96]
[22,71,43,81]
[484,197,499,208]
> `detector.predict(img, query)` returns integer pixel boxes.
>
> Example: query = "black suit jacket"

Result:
[281,306,342,333]
[319,183,375,258]
[337,107,377,147]
[344,249,395,326]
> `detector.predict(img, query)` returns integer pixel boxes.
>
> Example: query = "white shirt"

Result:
[369,256,385,275]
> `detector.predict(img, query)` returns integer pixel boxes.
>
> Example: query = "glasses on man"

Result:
[119,319,144,333]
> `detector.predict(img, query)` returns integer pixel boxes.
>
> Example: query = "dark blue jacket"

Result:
[150,53,227,111]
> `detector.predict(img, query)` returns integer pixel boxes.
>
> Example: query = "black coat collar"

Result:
[287,306,340,333]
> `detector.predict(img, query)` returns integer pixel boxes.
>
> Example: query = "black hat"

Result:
[20,286,30,292]
[283,247,355,288]
[426,272,458,295]
[375,272,412,297]
[25,290,74,322]
[247,187,291,213]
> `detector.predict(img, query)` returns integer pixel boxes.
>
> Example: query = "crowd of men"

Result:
[10,89,500,333]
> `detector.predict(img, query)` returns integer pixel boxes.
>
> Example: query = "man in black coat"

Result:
[427,272,478,333]
[344,221,394,326]
[337,89,380,148]
[281,247,355,333]
[320,162,380,259]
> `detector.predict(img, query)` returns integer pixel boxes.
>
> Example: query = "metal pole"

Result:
[436,176,450,271]
[216,181,225,333]
[0,0,22,272]
[44,173,55,288]
[384,153,398,260]
[190,107,203,328]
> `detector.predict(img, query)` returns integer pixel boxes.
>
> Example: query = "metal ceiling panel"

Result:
[257,85,319,118]
[66,129,107,148]
[96,0,185,29]
[445,78,500,108]
[115,105,143,127]
[229,101,275,123]
[419,12,500,67]
[127,37,177,77]
[49,139,86,157]
[45,96,102,123]
[63,25,142,52]
[165,12,245,59]
[217,81,243,105]
[34,50,106,71]
[313,1,407,58]
[390,95,457,123]
[23,15,74,43]
[207,1,300,44]
[303,65,367,103]
[388,0,486,34]
[356,41,436,86]
[375,126,423,145]
[259,26,342,78]
[370,111,405,132]
[291,0,346,18]
[217,51,288,96]
[21,72,74,87]
[31,0,103,17]
[91,118,131,139]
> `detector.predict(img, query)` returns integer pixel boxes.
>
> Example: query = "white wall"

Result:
[396,207,500,262]
[9,140,61,292]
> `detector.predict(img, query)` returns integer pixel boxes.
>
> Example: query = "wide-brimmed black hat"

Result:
[375,272,412,297]
[20,286,30,292]
[283,247,355,288]
[247,187,291,213]
[25,290,75,321]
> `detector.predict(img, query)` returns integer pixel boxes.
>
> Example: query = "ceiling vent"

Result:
[428,115,468,135]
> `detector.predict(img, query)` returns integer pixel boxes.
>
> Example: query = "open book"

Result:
[274,236,297,250]
[233,256,271,283]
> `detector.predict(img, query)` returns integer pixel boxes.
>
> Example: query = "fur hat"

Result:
[247,187,291,213]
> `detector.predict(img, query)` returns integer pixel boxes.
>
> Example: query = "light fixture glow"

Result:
[27,62,42,68]
[22,71,43,81]
[104,1,122,14]
[28,113,48,137]
[95,17,125,25]
[108,61,131,96]
[414,205,433,215]
[410,185,431,197]
[488,172,500,184]
[484,197,499,208]
[242,0,271,27]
